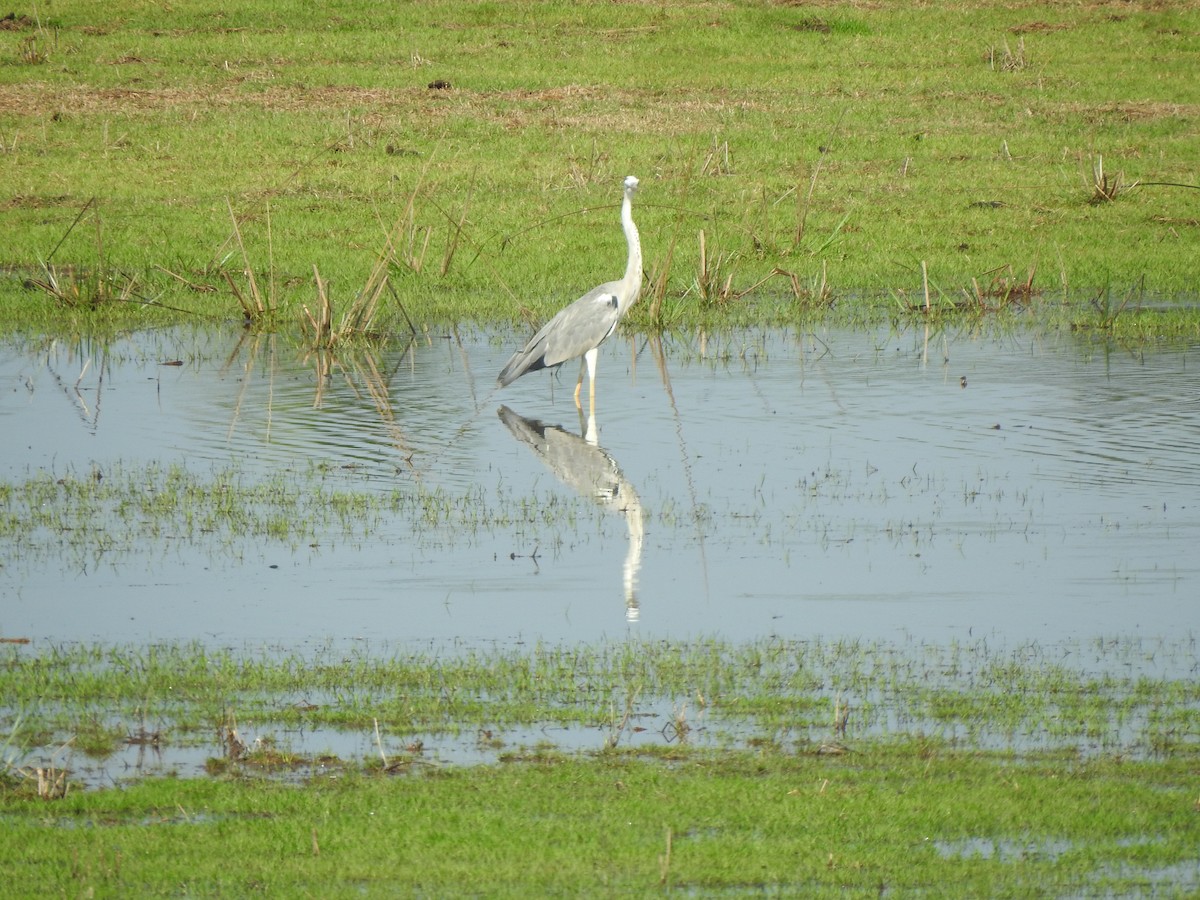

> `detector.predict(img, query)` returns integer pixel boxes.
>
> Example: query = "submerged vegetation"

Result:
[3,636,1198,770]
[0,458,626,575]
[2,637,1198,895]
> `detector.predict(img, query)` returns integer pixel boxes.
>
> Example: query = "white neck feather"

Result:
[619,189,642,315]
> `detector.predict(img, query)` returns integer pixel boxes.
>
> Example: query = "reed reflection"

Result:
[215,331,426,473]
[497,405,644,622]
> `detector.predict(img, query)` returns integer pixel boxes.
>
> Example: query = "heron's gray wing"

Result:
[539,284,623,367]
[497,283,622,387]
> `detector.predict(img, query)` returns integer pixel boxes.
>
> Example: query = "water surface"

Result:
[3,324,1197,653]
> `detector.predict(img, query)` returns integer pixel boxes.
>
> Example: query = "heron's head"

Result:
[623,175,639,194]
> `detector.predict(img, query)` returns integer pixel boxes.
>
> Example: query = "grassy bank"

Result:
[2,747,1197,897]
[2,638,1199,896]
[2,1,1198,336]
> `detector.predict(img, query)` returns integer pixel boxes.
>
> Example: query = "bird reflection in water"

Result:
[497,405,644,622]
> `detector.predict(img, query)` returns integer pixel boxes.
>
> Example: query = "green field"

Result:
[2,0,1198,336]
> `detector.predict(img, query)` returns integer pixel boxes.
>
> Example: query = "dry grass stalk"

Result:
[795,156,826,246]
[811,259,831,305]
[989,37,1027,71]
[1090,154,1139,204]
[966,262,1038,310]
[304,265,333,341]
[440,174,475,276]
[696,229,736,304]
[658,827,673,886]
[794,109,846,247]
[224,198,272,321]
[219,709,246,761]
[30,264,139,308]
[737,263,832,307]
[833,694,849,738]
[383,154,434,274]
[700,136,733,176]
[154,263,217,293]
[352,245,392,334]
[647,233,678,324]
[400,185,433,273]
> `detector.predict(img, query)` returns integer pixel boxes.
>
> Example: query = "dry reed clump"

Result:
[217,709,246,762]
[967,263,1038,309]
[222,198,277,323]
[28,264,140,308]
[0,763,72,800]
[695,229,736,303]
[219,192,418,342]
[301,185,425,347]
[303,254,390,347]
[3,722,72,800]
[895,261,1038,314]
[24,197,144,309]
[988,37,1028,71]
[1089,154,1139,204]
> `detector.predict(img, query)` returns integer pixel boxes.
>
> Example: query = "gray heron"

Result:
[497,175,642,413]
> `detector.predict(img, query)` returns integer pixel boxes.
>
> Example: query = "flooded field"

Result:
[3,323,1198,657]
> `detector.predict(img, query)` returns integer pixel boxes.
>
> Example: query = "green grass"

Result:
[3,0,1199,337]
[1,743,1197,896]
[3,635,1197,895]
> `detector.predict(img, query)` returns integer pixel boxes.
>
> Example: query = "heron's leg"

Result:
[574,358,586,408]
[584,347,599,416]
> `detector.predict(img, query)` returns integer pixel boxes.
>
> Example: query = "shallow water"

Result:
[3,324,1198,652]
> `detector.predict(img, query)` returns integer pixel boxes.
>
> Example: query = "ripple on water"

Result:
[3,324,1199,649]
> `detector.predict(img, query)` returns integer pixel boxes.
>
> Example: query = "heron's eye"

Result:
[608,295,618,309]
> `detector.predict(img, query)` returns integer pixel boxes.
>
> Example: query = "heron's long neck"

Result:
[618,193,642,315]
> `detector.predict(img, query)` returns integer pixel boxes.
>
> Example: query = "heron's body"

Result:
[498,175,642,412]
